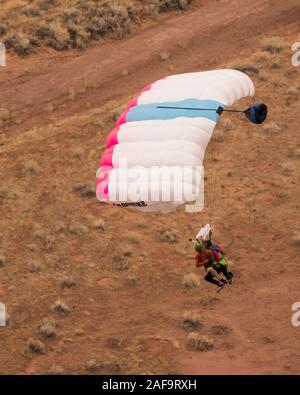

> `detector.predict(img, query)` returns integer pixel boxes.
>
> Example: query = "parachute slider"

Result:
[156,103,268,124]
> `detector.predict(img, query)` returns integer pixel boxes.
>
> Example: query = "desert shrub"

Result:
[36,22,70,50]
[54,221,65,233]
[51,300,70,315]
[73,183,95,198]
[160,229,177,243]
[229,60,259,75]
[67,24,89,49]
[26,338,45,354]
[39,319,58,339]
[187,333,214,351]
[63,8,82,24]
[85,359,99,372]
[269,58,281,69]
[42,235,56,252]
[160,51,170,60]
[127,274,138,285]
[127,231,141,244]
[93,219,105,230]
[123,247,133,257]
[0,186,18,200]
[270,76,286,87]
[142,0,191,12]
[211,324,232,335]
[21,160,41,176]
[38,0,57,11]
[4,34,33,56]
[69,223,89,236]
[47,365,65,375]
[281,161,295,176]
[4,0,192,55]
[61,277,76,289]
[27,261,42,273]
[286,86,299,105]
[182,311,202,330]
[261,37,286,54]
[182,273,200,288]
[0,108,10,124]
[293,233,300,247]
[22,7,41,17]
[0,255,5,268]
[112,256,130,271]
[83,1,134,40]
[263,335,275,344]
[0,23,8,36]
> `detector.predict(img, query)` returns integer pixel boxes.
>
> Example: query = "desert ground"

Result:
[0,0,300,374]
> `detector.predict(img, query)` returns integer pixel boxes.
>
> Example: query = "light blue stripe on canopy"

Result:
[126,99,225,123]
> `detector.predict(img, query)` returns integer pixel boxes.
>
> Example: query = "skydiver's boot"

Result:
[219,265,234,284]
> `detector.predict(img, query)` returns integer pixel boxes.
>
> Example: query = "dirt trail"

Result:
[1,0,299,135]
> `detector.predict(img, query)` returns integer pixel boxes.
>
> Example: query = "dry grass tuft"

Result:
[0,108,10,123]
[61,277,76,289]
[286,86,299,105]
[26,338,46,354]
[292,232,300,247]
[112,256,130,271]
[27,261,42,273]
[85,359,99,373]
[51,300,71,315]
[187,333,214,351]
[127,231,141,244]
[160,229,178,243]
[39,319,59,339]
[4,34,33,56]
[211,324,232,335]
[229,60,259,75]
[93,219,105,231]
[54,221,66,233]
[73,183,95,198]
[0,186,18,201]
[21,160,41,176]
[160,51,170,60]
[0,254,6,268]
[182,311,202,330]
[261,37,286,54]
[47,365,65,375]
[183,273,200,288]
[281,161,295,176]
[269,58,281,69]
[69,223,89,236]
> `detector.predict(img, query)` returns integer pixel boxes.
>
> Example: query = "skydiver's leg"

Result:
[216,260,234,281]
[204,267,225,287]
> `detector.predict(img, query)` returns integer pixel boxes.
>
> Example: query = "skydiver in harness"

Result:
[193,229,234,292]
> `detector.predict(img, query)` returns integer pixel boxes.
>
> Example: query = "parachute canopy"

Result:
[96,69,259,213]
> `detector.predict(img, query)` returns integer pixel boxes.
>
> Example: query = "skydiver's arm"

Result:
[195,254,207,268]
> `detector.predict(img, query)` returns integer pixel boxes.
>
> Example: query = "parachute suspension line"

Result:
[209,135,215,227]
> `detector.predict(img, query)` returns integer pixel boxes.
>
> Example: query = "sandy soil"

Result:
[0,0,300,374]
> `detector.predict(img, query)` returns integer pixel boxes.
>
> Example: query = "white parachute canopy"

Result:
[97,69,256,213]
